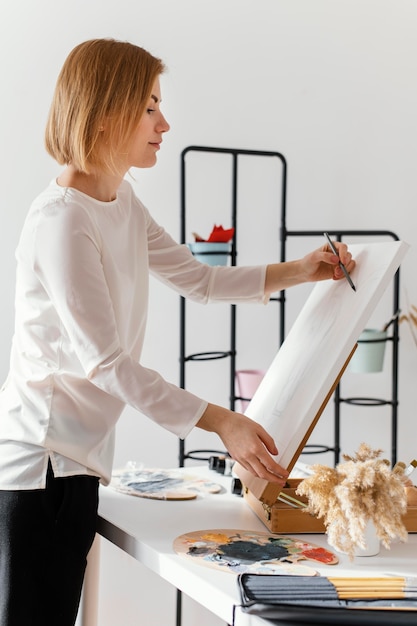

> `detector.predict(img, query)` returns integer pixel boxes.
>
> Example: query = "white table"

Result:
[81,466,417,626]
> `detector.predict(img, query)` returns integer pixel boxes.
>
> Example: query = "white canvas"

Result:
[234,240,409,496]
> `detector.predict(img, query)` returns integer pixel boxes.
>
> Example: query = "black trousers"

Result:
[0,463,99,626]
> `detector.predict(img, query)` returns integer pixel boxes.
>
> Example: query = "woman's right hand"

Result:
[196,403,289,485]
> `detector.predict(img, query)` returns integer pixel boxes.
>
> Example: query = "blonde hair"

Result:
[45,38,165,174]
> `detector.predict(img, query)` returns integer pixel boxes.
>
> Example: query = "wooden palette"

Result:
[112,468,223,500]
[174,529,338,575]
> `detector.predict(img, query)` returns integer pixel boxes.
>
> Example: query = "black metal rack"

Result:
[178,145,401,467]
[178,145,287,467]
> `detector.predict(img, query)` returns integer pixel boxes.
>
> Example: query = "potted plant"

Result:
[296,443,408,559]
[188,225,234,266]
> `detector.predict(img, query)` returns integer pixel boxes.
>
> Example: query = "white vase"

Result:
[354,521,380,557]
[329,520,381,557]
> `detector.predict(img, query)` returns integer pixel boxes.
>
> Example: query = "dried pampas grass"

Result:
[400,303,417,348]
[296,443,408,559]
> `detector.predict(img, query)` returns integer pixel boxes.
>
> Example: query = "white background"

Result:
[1,2,417,624]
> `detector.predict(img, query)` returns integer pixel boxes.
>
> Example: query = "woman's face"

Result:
[126,77,170,169]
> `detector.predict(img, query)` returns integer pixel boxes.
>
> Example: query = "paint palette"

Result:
[174,529,338,575]
[112,468,223,500]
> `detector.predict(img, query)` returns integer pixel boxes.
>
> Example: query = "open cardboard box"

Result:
[233,240,416,534]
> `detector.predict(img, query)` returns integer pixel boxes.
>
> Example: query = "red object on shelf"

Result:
[194,225,234,243]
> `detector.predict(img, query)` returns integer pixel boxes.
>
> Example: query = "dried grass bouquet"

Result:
[296,443,408,559]
[400,301,417,348]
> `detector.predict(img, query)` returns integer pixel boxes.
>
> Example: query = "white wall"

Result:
[2,1,417,624]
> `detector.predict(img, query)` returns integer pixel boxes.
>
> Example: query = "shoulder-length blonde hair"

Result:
[45,38,165,174]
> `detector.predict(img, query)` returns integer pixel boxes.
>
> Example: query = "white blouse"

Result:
[0,179,267,489]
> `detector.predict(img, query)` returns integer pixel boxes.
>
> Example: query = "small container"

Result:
[349,328,387,373]
[235,369,265,412]
[188,242,231,266]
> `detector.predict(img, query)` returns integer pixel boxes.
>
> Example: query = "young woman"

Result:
[0,38,355,626]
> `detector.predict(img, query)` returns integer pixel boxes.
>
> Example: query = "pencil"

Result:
[324,232,356,292]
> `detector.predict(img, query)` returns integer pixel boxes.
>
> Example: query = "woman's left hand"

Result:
[301,240,355,283]
[265,241,356,294]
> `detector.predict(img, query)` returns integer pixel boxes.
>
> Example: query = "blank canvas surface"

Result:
[234,240,409,497]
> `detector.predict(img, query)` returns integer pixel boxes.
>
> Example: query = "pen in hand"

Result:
[323,232,356,292]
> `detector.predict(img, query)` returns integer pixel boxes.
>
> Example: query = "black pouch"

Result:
[237,574,417,625]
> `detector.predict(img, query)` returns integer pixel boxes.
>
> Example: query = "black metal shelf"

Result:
[179,146,287,466]
[178,145,400,467]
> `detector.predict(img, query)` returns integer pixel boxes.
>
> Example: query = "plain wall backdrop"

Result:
[1,2,417,624]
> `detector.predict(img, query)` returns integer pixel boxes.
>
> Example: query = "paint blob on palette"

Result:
[112,468,223,500]
[174,529,338,575]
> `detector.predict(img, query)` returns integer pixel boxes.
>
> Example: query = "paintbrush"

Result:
[327,576,417,600]
[404,459,417,477]
[393,459,417,484]
[277,492,307,509]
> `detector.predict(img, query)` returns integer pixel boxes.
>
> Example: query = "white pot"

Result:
[354,521,380,557]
